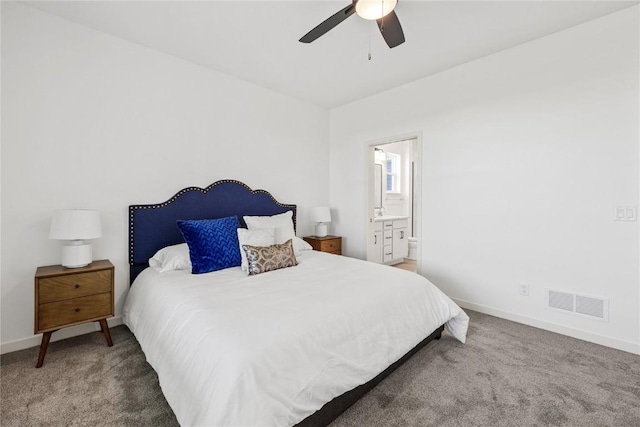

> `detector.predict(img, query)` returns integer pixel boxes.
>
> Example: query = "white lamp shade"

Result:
[355,0,397,20]
[49,209,102,240]
[310,207,332,223]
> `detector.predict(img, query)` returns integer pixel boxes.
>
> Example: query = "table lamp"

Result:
[310,207,331,237]
[49,209,102,268]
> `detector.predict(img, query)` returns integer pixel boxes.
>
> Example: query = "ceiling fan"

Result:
[299,0,405,49]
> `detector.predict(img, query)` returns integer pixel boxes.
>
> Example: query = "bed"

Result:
[123,179,469,426]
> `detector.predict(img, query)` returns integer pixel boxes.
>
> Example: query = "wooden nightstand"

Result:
[303,236,342,255]
[34,259,114,368]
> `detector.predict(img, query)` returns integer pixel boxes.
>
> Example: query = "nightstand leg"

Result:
[99,319,113,347]
[36,331,53,368]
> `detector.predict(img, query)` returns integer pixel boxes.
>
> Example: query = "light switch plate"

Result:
[614,206,637,221]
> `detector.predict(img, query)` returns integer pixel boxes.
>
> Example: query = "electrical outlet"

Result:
[614,206,637,221]
[519,283,530,296]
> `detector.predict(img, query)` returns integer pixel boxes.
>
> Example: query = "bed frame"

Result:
[128,179,444,427]
[128,179,297,284]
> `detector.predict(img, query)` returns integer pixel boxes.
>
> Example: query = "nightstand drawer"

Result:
[319,239,341,254]
[303,236,343,255]
[38,270,112,304]
[38,293,112,331]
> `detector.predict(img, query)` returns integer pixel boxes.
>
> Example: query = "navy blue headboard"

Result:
[128,179,297,284]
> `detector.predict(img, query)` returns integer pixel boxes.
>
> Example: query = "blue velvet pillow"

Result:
[177,216,242,274]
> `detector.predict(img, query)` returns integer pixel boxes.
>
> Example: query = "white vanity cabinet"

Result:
[371,221,383,264]
[390,218,409,262]
[382,221,394,262]
[373,217,409,264]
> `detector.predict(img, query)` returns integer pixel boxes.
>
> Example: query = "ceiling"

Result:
[23,0,639,109]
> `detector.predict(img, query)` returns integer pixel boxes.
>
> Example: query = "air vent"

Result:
[576,295,605,319]
[546,289,608,322]
[548,290,574,312]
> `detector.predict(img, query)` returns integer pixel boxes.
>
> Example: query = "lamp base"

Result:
[61,241,92,268]
[315,223,328,238]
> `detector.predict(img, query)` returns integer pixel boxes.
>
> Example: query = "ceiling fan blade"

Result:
[377,10,405,48]
[299,3,356,43]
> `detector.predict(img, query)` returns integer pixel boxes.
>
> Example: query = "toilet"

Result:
[407,237,417,260]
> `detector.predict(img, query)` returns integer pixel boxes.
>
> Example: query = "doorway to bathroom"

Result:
[366,135,421,274]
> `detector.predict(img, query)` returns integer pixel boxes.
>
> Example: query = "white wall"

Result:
[330,7,639,353]
[1,3,329,350]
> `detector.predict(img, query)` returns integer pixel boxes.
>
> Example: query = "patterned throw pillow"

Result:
[242,239,298,276]
[177,216,242,274]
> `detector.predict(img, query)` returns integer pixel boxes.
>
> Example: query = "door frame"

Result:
[364,131,423,274]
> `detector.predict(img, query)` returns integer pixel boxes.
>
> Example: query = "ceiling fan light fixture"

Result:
[355,0,397,21]
[299,0,404,48]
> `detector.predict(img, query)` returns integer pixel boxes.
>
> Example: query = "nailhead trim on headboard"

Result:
[128,179,297,266]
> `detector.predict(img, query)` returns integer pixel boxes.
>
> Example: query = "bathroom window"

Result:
[385,153,401,194]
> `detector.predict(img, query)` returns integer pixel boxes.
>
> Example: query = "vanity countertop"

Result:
[374,215,409,222]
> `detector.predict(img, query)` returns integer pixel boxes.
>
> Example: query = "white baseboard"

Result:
[0,316,124,355]
[453,299,640,355]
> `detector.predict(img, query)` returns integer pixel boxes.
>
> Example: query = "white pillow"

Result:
[293,236,313,253]
[149,243,191,273]
[244,211,295,247]
[237,228,275,271]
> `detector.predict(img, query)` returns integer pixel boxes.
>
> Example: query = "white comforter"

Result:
[123,251,468,427]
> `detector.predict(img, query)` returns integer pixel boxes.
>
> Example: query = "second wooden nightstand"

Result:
[34,259,114,368]
[303,236,342,255]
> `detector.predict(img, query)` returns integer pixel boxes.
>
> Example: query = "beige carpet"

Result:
[2,311,639,426]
